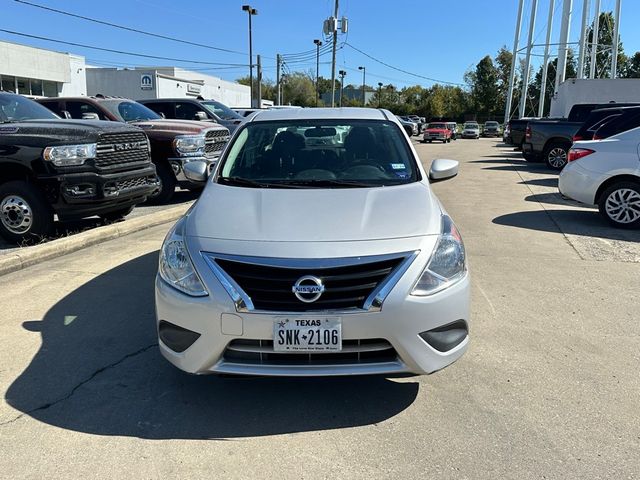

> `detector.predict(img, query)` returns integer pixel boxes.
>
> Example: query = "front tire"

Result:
[146,162,177,205]
[598,182,640,228]
[544,142,570,170]
[0,181,53,244]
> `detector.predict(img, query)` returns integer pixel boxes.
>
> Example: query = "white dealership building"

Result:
[0,40,87,97]
[86,67,251,107]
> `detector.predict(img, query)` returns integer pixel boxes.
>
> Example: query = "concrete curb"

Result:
[0,203,191,277]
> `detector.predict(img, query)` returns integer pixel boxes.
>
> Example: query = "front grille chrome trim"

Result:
[201,251,419,314]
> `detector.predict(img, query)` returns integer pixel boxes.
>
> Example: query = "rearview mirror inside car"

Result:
[429,158,459,182]
[305,127,337,137]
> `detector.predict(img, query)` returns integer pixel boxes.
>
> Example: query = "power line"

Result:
[344,42,464,86]
[0,29,248,66]
[13,0,245,55]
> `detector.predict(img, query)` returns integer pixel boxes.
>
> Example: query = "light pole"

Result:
[338,70,347,107]
[358,66,366,107]
[242,5,258,107]
[377,82,383,108]
[314,39,322,107]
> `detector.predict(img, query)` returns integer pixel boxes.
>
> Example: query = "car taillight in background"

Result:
[592,134,603,140]
[572,135,584,142]
[567,148,595,162]
[525,125,531,139]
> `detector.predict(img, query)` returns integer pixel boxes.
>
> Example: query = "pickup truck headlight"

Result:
[43,143,96,166]
[411,215,466,296]
[159,218,208,297]
[174,135,206,157]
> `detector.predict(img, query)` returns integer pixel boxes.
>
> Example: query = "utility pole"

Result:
[242,5,258,108]
[518,0,538,118]
[539,0,555,117]
[590,0,601,78]
[338,69,346,107]
[256,54,262,108]
[577,0,591,78]
[314,39,322,107]
[276,54,281,106]
[358,66,366,107]
[330,0,339,107]
[554,0,573,96]
[377,82,383,108]
[504,0,525,124]
[611,0,622,78]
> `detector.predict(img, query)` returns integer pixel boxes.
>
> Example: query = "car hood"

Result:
[187,181,442,242]
[0,119,141,144]
[132,118,224,134]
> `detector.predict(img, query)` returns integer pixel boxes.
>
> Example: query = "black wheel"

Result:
[146,162,176,205]
[428,140,432,143]
[598,181,640,229]
[100,205,135,223]
[0,180,53,244]
[447,138,451,143]
[544,142,570,170]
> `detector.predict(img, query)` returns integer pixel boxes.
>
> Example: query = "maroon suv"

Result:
[38,95,230,203]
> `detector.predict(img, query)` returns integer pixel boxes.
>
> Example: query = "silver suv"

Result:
[155,108,470,376]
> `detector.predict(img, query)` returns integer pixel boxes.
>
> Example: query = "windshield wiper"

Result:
[219,176,285,188]
[276,179,376,188]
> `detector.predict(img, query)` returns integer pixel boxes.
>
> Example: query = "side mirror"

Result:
[194,111,208,121]
[183,160,208,183]
[61,110,72,119]
[81,112,100,120]
[429,158,459,182]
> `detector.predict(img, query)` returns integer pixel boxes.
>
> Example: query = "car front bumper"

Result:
[155,238,470,377]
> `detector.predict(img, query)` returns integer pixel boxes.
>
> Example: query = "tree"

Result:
[494,46,514,116]
[621,52,640,78]
[469,56,499,116]
[280,72,315,107]
[236,75,277,102]
[584,11,626,78]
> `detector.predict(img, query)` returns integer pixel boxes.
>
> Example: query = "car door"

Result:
[143,101,175,119]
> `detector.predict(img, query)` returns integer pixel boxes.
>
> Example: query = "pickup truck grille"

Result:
[205,129,230,157]
[95,132,150,170]
[209,254,408,312]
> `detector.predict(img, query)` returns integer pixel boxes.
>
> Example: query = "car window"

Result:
[201,101,242,121]
[0,94,59,121]
[100,100,161,122]
[218,120,420,188]
[428,123,446,129]
[143,102,174,119]
[38,100,64,117]
[596,111,640,138]
[64,101,106,120]
[175,102,205,120]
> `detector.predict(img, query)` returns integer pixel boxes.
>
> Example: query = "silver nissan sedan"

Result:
[155,108,470,376]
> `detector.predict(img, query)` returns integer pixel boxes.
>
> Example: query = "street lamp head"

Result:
[314,39,322,46]
[358,66,365,71]
[251,8,257,14]
[242,4,250,11]
[378,82,383,87]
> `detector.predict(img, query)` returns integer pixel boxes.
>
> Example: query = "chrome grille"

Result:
[95,132,149,170]
[206,253,414,312]
[205,128,230,156]
[224,338,398,365]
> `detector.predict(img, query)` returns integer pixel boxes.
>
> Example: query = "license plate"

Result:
[273,317,342,352]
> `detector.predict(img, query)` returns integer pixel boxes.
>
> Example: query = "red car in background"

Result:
[422,122,452,143]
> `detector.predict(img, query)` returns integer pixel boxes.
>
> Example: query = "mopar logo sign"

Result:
[140,74,153,90]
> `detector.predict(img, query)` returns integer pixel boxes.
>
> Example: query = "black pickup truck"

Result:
[0,92,157,243]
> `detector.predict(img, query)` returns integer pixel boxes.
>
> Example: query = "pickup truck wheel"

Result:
[0,181,53,243]
[100,205,135,223]
[598,182,640,229]
[544,142,570,170]
[146,162,176,205]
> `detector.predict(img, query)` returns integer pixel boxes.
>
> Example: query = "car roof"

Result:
[248,107,390,122]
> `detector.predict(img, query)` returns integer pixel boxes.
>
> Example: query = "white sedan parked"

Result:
[559,127,640,228]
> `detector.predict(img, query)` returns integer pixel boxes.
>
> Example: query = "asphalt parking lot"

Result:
[0,137,638,479]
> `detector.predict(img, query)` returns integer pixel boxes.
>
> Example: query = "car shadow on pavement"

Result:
[5,252,419,440]
[524,193,586,208]
[483,164,551,174]
[493,209,640,242]
[518,178,558,188]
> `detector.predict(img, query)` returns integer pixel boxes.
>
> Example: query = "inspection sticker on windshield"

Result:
[390,163,405,170]
[273,317,342,352]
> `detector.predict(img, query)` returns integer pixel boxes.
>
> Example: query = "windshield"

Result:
[100,100,161,122]
[464,123,478,129]
[0,94,59,122]
[218,120,420,188]
[201,101,243,121]
[485,122,498,127]
[428,123,446,129]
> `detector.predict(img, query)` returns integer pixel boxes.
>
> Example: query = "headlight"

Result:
[411,215,466,296]
[43,143,96,166]
[159,218,208,297]
[174,135,206,157]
